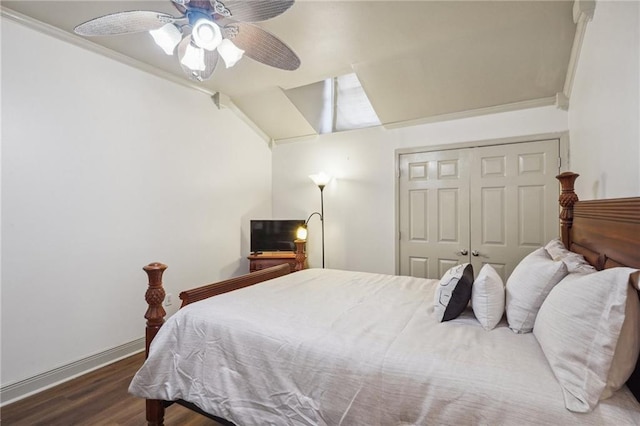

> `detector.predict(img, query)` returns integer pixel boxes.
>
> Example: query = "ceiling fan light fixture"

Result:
[192,19,222,51]
[217,39,245,68]
[149,23,182,55]
[180,42,206,71]
[73,1,300,81]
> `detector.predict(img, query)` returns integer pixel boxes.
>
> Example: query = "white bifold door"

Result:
[398,139,560,281]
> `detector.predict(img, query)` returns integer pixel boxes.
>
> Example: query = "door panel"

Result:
[409,190,428,240]
[438,188,460,242]
[409,257,428,278]
[481,187,506,244]
[399,149,470,278]
[399,139,560,280]
[518,185,546,245]
[469,139,560,280]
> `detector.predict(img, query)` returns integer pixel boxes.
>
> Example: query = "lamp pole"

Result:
[319,184,325,268]
[309,172,331,269]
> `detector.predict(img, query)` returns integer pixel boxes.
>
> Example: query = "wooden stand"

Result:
[248,241,307,272]
[294,239,307,271]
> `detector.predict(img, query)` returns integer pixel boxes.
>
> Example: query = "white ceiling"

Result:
[2,1,577,141]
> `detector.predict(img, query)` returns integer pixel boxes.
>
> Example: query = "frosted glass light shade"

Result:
[218,39,245,68]
[309,172,332,188]
[149,24,182,55]
[180,43,206,71]
[296,226,308,240]
[192,19,222,51]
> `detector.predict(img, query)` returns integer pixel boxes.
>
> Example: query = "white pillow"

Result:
[434,263,474,322]
[602,278,640,399]
[471,264,505,330]
[544,238,597,274]
[533,268,640,413]
[505,247,568,333]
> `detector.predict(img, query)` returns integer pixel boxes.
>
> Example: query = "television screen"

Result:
[250,219,305,253]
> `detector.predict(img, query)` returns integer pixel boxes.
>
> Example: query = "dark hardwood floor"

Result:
[1,352,222,425]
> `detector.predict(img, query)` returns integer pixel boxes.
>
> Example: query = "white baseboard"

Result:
[0,337,145,406]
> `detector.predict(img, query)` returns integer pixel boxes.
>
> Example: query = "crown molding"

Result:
[272,133,320,145]
[563,0,596,98]
[555,92,570,111]
[211,93,273,144]
[573,0,596,23]
[382,96,557,130]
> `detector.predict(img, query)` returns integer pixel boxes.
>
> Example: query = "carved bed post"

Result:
[143,262,168,356]
[556,172,579,248]
[143,262,168,426]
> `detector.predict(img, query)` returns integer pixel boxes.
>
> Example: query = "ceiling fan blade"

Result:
[177,35,219,81]
[74,11,178,36]
[224,22,300,70]
[220,0,295,22]
[172,1,188,15]
[199,49,219,80]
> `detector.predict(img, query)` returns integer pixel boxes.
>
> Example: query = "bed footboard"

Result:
[141,262,291,425]
[179,263,290,307]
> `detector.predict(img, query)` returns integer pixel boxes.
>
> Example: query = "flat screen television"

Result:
[250,219,305,253]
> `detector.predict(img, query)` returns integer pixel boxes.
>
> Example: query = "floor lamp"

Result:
[297,172,331,268]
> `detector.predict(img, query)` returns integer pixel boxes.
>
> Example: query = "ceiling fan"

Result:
[74,0,300,82]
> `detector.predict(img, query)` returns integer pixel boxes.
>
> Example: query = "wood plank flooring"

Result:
[1,352,222,426]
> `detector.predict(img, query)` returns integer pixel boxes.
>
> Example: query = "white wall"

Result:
[569,0,640,199]
[1,18,272,389]
[272,106,568,274]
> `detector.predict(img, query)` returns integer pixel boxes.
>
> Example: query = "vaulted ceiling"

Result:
[2,1,577,142]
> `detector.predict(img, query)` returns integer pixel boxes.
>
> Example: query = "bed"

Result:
[129,172,640,425]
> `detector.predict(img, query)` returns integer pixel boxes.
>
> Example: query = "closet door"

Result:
[469,139,560,280]
[398,139,560,280]
[398,149,471,278]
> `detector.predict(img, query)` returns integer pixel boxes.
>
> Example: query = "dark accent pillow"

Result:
[434,263,474,322]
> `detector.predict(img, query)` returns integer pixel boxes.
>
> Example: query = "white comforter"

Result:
[129,269,640,425]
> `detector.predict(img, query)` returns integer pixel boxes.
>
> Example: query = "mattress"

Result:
[129,268,640,425]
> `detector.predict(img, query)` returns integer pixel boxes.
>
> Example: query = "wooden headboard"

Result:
[556,172,640,400]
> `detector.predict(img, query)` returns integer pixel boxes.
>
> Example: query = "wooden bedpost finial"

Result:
[556,172,579,247]
[143,262,168,358]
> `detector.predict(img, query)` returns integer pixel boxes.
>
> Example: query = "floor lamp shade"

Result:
[309,172,332,189]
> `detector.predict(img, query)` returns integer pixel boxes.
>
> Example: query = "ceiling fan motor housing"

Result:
[187,8,222,51]
[186,7,214,26]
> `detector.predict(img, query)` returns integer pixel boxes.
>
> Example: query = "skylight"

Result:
[284,73,381,135]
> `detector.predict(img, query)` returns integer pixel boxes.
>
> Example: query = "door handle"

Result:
[458,249,468,256]
[471,250,480,257]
